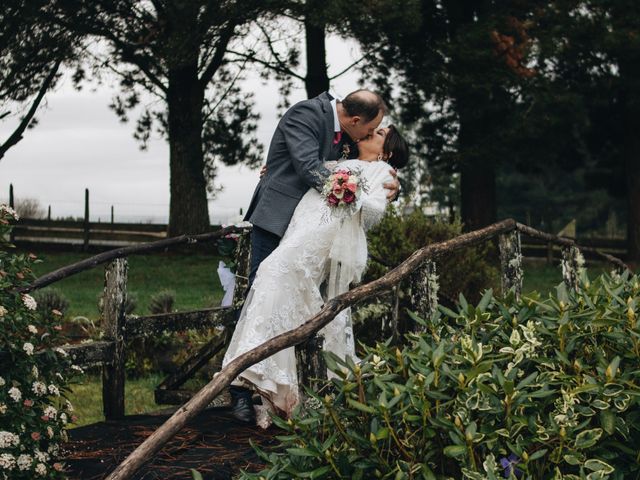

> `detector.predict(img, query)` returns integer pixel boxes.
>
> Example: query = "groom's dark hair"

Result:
[341,89,387,123]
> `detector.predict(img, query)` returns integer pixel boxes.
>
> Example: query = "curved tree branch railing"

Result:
[104,218,633,480]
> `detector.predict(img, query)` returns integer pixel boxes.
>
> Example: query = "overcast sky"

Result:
[0,35,363,224]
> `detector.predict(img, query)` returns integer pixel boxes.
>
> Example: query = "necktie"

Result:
[333,131,342,145]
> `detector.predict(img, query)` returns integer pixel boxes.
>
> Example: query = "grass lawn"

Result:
[522,258,612,296]
[26,250,228,318]
[66,372,172,427]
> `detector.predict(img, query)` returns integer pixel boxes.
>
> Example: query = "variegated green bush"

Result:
[243,270,640,480]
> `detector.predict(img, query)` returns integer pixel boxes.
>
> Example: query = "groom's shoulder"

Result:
[285,92,332,118]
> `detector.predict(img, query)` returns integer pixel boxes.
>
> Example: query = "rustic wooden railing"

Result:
[101,218,631,480]
[9,225,253,420]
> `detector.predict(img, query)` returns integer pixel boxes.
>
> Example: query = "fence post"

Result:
[47,205,51,221]
[561,245,583,292]
[83,188,90,251]
[111,205,114,225]
[499,230,523,300]
[9,184,14,244]
[295,334,327,402]
[102,258,128,420]
[231,229,251,309]
[408,259,438,331]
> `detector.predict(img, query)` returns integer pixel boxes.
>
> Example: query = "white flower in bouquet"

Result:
[0,453,16,471]
[22,294,37,311]
[31,366,38,378]
[48,384,60,396]
[46,426,54,439]
[17,454,32,471]
[0,376,5,386]
[0,404,6,414]
[0,306,6,318]
[34,450,49,463]
[27,324,37,334]
[8,387,21,402]
[23,342,34,355]
[32,381,47,396]
[65,400,74,412]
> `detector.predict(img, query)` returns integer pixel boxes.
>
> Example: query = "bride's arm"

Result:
[360,163,393,230]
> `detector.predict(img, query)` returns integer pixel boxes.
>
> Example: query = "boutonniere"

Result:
[341,143,351,159]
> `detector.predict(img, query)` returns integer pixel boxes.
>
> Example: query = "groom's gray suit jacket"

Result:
[245,92,338,238]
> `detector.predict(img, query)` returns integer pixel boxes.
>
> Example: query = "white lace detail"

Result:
[222,160,392,424]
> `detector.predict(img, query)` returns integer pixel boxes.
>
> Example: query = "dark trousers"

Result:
[248,225,281,289]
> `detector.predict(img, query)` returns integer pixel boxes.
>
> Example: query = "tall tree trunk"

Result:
[166,63,210,236]
[457,102,497,232]
[304,5,329,99]
[619,51,640,267]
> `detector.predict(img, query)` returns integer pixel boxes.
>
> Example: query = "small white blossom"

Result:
[0,204,19,220]
[35,463,46,476]
[71,365,84,374]
[0,431,20,448]
[0,306,6,318]
[59,412,67,424]
[48,384,60,396]
[0,404,6,414]
[47,443,59,455]
[34,450,49,463]
[65,400,74,413]
[0,377,5,387]
[22,295,37,311]
[8,387,21,402]
[27,325,37,334]
[23,343,34,355]
[0,453,16,471]
[46,427,54,439]
[31,366,38,378]
[54,347,68,358]
[32,382,46,396]
[44,406,57,419]
[17,454,32,471]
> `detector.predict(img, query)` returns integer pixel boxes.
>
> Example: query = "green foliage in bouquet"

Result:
[0,205,78,479]
[243,269,640,480]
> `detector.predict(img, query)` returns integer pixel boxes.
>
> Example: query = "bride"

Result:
[222,125,409,426]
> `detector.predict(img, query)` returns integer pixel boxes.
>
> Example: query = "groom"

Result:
[230,89,399,423]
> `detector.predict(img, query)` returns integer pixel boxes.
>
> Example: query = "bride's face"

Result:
[358,127,389,160]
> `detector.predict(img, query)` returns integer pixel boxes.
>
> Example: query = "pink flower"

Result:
[31,432,41,441]
[71,415,78,423]
[23,399,33,408]
[343,190,355,203]
[328,194,339,205]
[41,415,49,422]
[345,182,357,193]
[53,463,64,472]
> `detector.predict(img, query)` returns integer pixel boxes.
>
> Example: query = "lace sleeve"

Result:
[361,163,393,230]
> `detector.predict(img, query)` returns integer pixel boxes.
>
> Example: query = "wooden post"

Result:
[8,184,14,244]
[111,205,114,224]
[499,231,523,299]
[231,229,251,309]
[47,205,51,221]
[102,258,128,420]
[295,334,326,401]
[561,245,582,292]
[408,259,438,331]
[83,188,90,251]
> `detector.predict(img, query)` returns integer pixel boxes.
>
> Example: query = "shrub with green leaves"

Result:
[244,270,640,480]
[355,209,498,344]
[0,205,78,478]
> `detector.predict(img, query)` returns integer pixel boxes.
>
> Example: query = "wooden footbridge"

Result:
[17,219,631,479]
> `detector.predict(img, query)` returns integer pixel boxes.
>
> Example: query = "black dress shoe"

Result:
[229,386,256,424]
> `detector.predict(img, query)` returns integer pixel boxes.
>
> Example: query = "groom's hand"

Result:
[384,169,400,201]
[259,165,267,178]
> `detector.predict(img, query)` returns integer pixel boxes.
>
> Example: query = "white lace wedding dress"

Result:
[222,159,392,421]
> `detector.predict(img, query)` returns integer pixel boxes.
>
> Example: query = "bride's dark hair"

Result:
[383,125,409,169]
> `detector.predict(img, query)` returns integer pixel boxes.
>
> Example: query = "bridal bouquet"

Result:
[321,167,369,217]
